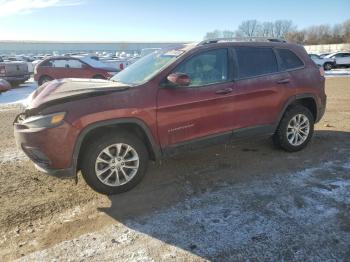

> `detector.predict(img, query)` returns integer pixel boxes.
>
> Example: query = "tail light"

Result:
[319,66,325,77]
[0,65,5,76]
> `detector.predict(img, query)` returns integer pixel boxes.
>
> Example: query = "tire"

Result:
[81,132,149,195]
[323,62,333,71]
[38,76,53,86]
[9,81,20,87]
[273,105,314,152]
[92,75,106,79]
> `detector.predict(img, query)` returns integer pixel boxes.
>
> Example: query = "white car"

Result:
[324,52,350,69]
[308,54,334,71]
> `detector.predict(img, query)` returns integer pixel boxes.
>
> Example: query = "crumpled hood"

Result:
[28,78,129,110]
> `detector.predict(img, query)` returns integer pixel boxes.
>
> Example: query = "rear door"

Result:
[156,48,236,147]
[336,53,350,65]
[64,59,91,78]
[230,46,292,129]
[51,59,70,79]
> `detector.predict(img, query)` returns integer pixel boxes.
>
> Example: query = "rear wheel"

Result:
[273,105,314,152]
[38,76,53,86]
[323,62,333,71]
[81,132,149,195]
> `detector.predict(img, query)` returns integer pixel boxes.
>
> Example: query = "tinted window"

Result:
[52,59,68,68]
[235,47,278,78]
[174,49,228,87]
[278,49,304,70]
[66,59,83,68]
[40,60,53,67]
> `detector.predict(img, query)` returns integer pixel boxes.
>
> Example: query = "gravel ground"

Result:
[0,78,349,261]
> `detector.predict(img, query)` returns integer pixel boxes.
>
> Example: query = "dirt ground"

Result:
[0,78,349,261]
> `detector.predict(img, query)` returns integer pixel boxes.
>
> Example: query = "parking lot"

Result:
[0,77,349,261]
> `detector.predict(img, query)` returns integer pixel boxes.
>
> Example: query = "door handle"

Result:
[215,88,233,94]
[277,78,290,84]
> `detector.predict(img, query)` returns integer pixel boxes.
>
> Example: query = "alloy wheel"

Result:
[95,143,139,187]
[287,114,310,146]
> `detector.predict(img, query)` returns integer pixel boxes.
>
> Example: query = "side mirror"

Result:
[167,73,191,87]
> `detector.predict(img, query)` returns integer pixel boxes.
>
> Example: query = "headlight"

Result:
[21,112,66,129]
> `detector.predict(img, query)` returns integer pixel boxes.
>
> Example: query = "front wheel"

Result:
[323,62,333,71]
[273,105,314,152]
[38,76,53,86]
[81,132,149,195]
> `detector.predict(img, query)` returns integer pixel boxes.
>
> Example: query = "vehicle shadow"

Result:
[99,130,350,260]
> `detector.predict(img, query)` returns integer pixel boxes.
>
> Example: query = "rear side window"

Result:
[66,59,83,68]
[235,47,278,79]
[277,49,304,70]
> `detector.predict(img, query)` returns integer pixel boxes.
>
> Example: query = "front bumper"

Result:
[14,118,79,177]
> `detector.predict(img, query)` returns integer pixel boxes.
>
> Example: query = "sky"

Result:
[0,0,349,42]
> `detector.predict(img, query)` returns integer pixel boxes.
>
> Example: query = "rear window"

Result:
[235,47,278,79]
[277,49,304,70]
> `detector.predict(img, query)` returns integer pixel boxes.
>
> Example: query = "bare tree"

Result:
[259,22,274,37]
[273,20,296,38]
[204,30,222,40]
[237,20,259,37]
[343,19,350,43]
[285,30,306,43]
[204,19,350,44]
[222,30,235,38]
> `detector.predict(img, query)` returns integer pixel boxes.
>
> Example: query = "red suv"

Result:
[34,56,119,86]
[14,39,326,195]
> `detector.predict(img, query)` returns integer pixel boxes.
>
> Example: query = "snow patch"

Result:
[0,80,36,106]
[325,69,350,77]
[0,148,27,163]
[18,160,350,261]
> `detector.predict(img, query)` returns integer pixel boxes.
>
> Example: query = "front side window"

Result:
[174,49,228,87]
[235,47,278,79]
[277,49,304,70]
[52,59,68,68]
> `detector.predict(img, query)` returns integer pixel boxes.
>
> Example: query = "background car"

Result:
[324,52,350,68]
[0,60,30,86]
[34,56,119,86]
[0,79,11,92]
[308,53,334,70]
[319,53,331,58]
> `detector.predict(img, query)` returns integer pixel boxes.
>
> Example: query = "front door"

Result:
[156,48,236,148]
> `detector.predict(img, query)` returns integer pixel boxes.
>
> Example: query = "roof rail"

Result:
[198,37,287,46]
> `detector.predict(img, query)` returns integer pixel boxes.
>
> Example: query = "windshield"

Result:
[111,49,183,85]
[324,53,336,59]
[78,56,110,68]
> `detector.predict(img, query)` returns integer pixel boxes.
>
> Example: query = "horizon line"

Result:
[0,40,194,44]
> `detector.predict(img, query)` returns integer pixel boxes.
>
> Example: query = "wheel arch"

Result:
[73,118,161,174]
[92,74,106,79]
[38,75,53,85]
[277,94,318,125]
